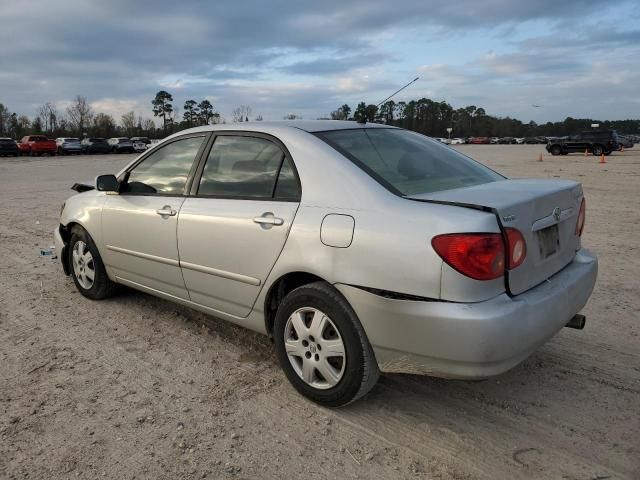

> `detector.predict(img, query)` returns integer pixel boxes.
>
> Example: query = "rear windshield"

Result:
[65,138,80,142]
[315,128,503,196]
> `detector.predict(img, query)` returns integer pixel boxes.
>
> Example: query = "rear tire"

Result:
[273,281,379,407]
[69,226,117,300]
[592,144,603,156]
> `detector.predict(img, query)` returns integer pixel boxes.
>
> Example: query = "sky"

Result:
[1,0,639,125]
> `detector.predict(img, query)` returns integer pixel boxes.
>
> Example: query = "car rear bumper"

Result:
[336,248,597,379]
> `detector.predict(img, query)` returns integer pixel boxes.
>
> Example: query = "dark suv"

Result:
[546,130,618,156]
[81,138,111,154]
[0,138,19,156]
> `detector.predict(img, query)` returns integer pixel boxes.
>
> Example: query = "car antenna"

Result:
[376,77,420,108]
[355,76,420,124]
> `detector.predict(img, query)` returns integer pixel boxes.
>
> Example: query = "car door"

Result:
[177,132,301,317]
[101,133,208,299]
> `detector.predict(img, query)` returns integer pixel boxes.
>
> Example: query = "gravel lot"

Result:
[1,145,638,479]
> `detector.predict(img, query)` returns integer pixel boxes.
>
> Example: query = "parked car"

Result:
[54,121,597,407]
[56,138,82,155]
[130,136,151,145]
[490,137,500,144]
[524,137,540,144]
[498,137,513,144]
[616,135,633,150]
[17,135,57,156]
[450,138,464,145]
[513,137,525,144]
[546,130,618,156]
[132,139,148,152]
[435,137,451,145]
[0,137,19,156]
[108,137,135,154]
[470,136,490,144]
[81,138,111,154]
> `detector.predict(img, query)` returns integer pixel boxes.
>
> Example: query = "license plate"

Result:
[538,224,559,258]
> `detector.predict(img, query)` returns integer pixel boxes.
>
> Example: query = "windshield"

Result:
[315,128,503,196]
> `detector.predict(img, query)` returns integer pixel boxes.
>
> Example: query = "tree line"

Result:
[2,93,638,141]
[328,100,640,137]
[0,96,159,140]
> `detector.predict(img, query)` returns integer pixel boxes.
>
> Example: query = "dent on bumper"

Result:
[336,248,598,379]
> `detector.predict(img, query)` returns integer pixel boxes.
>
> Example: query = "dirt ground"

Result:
[1,145,638,480]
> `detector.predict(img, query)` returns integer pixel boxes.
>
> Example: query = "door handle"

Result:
[156,205,177,217]
[253,212,284,227]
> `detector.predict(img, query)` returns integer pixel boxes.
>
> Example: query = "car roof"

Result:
[167,120,395,139]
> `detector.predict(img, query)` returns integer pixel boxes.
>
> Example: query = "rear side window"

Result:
[315,128,503,196]
[198,135,299,200]
[124,136,205,195]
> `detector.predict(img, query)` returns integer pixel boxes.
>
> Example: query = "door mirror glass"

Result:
[96,174,119,192]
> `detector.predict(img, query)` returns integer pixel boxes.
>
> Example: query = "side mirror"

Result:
[96,174,119,192]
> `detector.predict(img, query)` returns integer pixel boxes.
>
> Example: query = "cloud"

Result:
[0,0,637,122]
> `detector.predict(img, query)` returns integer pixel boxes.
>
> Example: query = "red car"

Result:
[17,135,57,156]
[470,136,490,144]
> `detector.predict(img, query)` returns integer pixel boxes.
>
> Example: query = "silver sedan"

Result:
[54,120,597,406]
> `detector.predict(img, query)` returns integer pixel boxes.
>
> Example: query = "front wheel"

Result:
[592,144,604,156]
[273,282,379,407]
[69,226,117,300]
[550,145,562,156]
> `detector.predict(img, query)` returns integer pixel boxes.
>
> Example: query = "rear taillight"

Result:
[505,228,526,269]
[575,197,586,236]
[432,233,505,281]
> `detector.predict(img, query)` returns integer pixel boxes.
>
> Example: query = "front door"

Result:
[177,133,301,317]
[102,134,208,299]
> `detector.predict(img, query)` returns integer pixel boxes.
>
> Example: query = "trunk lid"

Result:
[409,179,583,295]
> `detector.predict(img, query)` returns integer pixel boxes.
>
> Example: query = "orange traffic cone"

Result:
[599,153,606,164]
[538,153,543,162]
[584,148,588,157]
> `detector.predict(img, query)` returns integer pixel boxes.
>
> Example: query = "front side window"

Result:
[198,135,298,200]
[124,136,204,194]
[315,128,503,196]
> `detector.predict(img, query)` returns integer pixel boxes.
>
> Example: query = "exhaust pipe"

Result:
[565,314,586,330]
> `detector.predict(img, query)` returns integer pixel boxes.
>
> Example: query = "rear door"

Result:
[101,134,208,299]
[177,132,301,317]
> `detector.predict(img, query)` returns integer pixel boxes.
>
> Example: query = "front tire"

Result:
[592,144,604,156]
[273,282,379,407]
[550,145,562,156]
[69,226,117,300]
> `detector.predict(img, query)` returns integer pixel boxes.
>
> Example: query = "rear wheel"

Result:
[69,226,117,300]
[592,144,604,156]
[273,282,379,407]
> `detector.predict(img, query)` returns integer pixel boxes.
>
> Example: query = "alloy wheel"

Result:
[72,240,95,290]
[284,307,346,389]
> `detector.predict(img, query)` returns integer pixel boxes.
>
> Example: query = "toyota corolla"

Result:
[54,121,597,406]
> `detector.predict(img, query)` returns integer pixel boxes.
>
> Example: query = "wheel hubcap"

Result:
[72,240,95,290]
[284,307,346,390]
